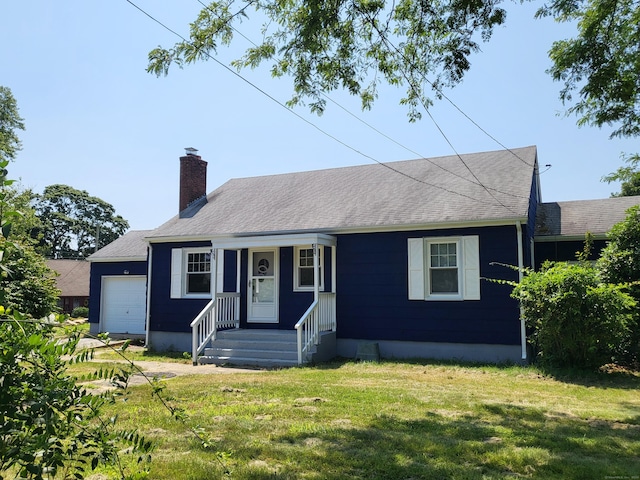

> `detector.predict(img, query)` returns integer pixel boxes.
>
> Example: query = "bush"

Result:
[0,239,60,318]
[71,306,89,318]
[512,261,635,369]
[0,311,152,478]
[598,205,640,365]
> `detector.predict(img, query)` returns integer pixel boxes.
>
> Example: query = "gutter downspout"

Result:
[516,221,527,361]
[145,244,153,348]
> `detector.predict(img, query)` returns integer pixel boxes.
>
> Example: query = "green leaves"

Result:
[0,315,155,479]
[512,260,634,368]
[541,0,640,139]
[0,87,25,164]
[148,0,506,120]
[34,184,129,259]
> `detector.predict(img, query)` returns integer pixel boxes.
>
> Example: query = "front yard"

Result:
[84,358,640,480]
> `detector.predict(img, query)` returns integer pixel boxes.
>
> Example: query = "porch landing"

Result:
[199,329,300,368]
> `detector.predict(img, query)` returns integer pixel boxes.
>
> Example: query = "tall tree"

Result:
[35,184,129,259]
[148,0,640,138]
[148,0,507,121]
[0,86,25,162]
[539,0,640,139]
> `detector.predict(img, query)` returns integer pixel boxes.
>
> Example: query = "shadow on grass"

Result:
[234,403,640,480]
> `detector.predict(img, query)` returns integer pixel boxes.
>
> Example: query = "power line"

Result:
[194,0,529,202]
[125,0,521,209]
[194,0,530,206]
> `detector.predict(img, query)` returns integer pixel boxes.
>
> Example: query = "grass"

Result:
[82,359,640,480]
[93,346,192,364]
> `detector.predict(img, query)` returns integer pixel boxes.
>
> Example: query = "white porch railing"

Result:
[190,293,240,364]
[294,292,336,365]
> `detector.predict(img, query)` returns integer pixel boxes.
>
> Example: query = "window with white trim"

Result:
[408,236,480,301]
[186,251,211,294]
[294,246,323,291]
[171,247,213,298]
[428,240,460,296]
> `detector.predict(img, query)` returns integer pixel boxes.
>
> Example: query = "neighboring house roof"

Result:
[147,146,539,240]
[535,196,640,240]
[87,230,152,262]
[47,260,90,297]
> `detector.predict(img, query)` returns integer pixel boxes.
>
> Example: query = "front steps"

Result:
[199,329,302,368]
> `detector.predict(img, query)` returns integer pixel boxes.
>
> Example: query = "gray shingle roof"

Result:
[535,196,640,238]
[47,260,90,297]
[88,230,151,261]
[148,146,539,240]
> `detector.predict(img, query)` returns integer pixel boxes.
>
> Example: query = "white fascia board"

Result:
[327,218,530,235]
[212,233,337,250]
[145,218,528,245]
[145,235,213,244]
[87,256,147,263]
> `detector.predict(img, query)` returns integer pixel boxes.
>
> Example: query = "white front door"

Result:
[248,249,278,323]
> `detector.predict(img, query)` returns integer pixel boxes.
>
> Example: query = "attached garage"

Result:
[100,276,147,335]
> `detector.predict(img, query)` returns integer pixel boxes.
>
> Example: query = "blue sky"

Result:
[2,1,637,231]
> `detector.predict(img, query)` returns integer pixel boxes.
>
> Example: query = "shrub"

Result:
[71,306,89,318]
[512,261,635,369]
[0,238,60,318]
[598,205,640,365]
[0,311,152,478]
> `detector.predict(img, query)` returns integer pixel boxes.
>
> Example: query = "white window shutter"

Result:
[170,248,183,299]
[407,238,425,300]
[462,236,480,300]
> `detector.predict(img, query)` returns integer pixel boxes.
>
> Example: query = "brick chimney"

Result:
[179,147,208,213]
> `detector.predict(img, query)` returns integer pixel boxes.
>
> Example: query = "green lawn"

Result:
[86,360,640,480]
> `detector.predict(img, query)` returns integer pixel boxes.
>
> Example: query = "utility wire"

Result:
[126,0,516,208]
[196,0,529,202]
[356,8,517,213]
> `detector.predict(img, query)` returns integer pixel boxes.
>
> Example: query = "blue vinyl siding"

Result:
[148,241,211,333]
[222,249,237,292]
[335,226,521,346]
[88,260,148,326]
[146,227,520,346]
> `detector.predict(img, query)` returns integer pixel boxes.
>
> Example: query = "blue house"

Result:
[89,146,543,366]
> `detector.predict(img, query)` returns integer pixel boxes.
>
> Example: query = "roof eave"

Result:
[145,217,530,244]
[87,256,148,263]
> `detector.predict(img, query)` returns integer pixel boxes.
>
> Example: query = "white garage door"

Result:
[101,276,147,335]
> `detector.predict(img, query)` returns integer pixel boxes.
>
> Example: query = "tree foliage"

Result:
[602,153,640,197]
[538,0,640,139]
[148,0,640,139]
[34,184,129,259]
[512,261,634,369]
[148,0,507,120]
[0,239,60,318]
[0,86,24,163]
[598,205,640,363]
[0,316,152,480]
[0,92,152,479]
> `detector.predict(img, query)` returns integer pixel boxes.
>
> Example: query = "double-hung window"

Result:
[186,251,211,294]
[428,241,460,296]
[408,236,480,301]
[294,246,323,291]
[171,247,212,298]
